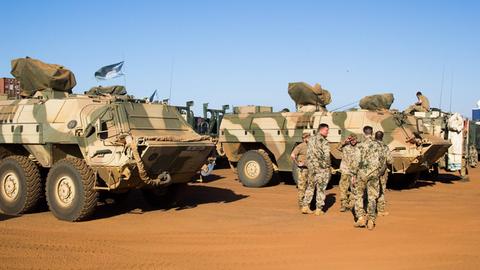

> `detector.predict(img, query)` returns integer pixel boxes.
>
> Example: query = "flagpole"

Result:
[122,53,127,89]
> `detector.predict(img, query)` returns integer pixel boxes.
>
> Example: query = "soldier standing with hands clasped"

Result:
[353,126,383,230]
[291,132,311,209]
[301,123,331,216]
[375,131,393,216]
[338,134,360,212]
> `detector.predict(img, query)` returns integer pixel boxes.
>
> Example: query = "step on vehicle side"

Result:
[0,57,215,221]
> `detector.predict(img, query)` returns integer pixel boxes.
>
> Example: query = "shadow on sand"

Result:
[92,184,248,220]
[388,172,465,191]
[0,214,19,222]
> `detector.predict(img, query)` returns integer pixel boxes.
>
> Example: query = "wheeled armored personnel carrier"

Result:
[218,82,451,187]
[0,58,215,221]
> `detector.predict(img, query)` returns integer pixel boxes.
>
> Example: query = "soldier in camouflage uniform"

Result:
[337,134,360,212]
[353,126,384,230]
[468,145,478,168]
[301,123,331,216]
[291,132,311,208]
[375,131,393,216]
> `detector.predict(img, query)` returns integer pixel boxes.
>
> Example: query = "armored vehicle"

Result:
[218,82,451,187]
[0,58,215,221]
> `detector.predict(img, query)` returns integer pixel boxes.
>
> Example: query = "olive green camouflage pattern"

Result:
[339,173,354,209]
[307,134,331,170]
[354,136,384,222]
[303,168,330,209]
[468,145,478,168]
[296,167,309,207]
[338,143,360,175]
[302,134,331,209]
[219,87,451,187]
[338,143,360,208]
[377,140,393,212]
[0,58,215,221]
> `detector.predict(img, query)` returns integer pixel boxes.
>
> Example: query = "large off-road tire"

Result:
[46,158,98,221]
[0,155,42,215]
[142,184,181,209]
[237,149,274,187]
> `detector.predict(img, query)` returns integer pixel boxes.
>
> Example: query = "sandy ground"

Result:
[1,167,480,270]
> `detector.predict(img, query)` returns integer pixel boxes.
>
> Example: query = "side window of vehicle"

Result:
[98,111,117,140]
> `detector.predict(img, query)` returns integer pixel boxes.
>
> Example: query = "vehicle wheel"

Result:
[46,158,98,221]
[237,149,274,187]
[142,184,181,209]
[0,155,42,215]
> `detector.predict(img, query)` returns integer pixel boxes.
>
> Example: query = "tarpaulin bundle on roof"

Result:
[10,57,76,96]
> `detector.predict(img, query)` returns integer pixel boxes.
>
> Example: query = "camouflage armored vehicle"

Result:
[0,58,215,221]
[218,82,451,187]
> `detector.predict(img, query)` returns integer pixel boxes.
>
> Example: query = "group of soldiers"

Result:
[291,124,392,230]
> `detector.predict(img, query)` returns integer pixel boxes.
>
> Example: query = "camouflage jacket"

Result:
[306,134,330,171]
[357,136,383,177]
[377,141,393,174]
[339,144,360,175]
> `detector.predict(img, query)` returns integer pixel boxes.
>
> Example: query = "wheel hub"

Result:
[56,176,75,207]
[1,172,19,202]
[244,160,260,179]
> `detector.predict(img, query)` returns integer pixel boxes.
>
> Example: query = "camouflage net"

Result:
[11,57,76,96]
[359,93,394,110]
[288,82,331,107]
[85,85,127,96]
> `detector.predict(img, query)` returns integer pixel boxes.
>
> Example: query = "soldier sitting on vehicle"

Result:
[337,134,360,212]
[291,132,311,209]
[404,91,430,114]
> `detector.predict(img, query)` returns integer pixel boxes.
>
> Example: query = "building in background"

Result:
[0,77,21,98]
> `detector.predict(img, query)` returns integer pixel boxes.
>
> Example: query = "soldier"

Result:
[404,91,430,114]
[375,131,393,216]
[291,132,311,208]
[337,134,360,212]
[301,123,331,216]
[468,145,478,168]
[353,126,383,230]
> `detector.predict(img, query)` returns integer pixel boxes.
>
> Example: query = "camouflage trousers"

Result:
[302,168,331,209]
[404,104,427,115]
[297,167,309,207]
[354,173,380,222]
[377,171,388,212]
[339,173,354,208]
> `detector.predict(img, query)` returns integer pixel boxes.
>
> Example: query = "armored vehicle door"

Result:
[81,105,126,166]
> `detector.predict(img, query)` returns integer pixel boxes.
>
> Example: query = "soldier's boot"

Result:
[339,206,347,212]
[367,219,375,230]
[301,206,313,214]
[314,209,324,216]
[354,216,367,228]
